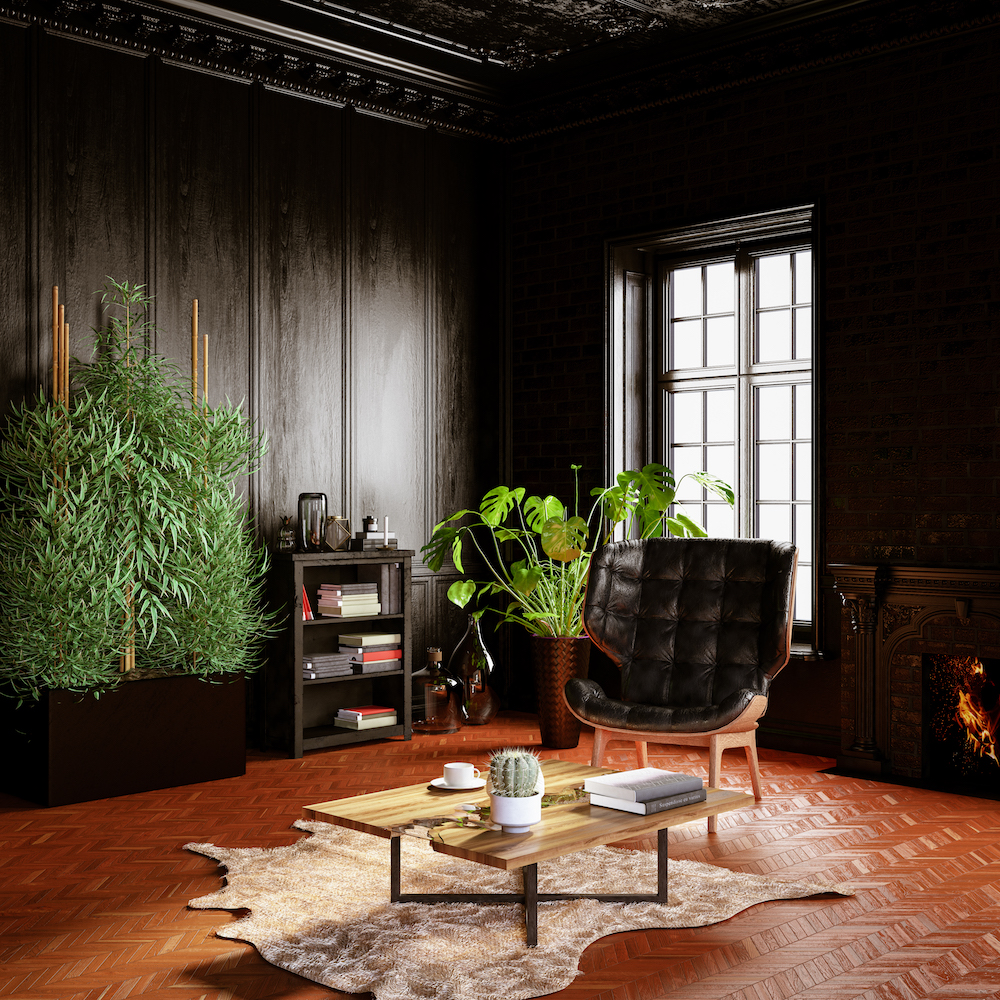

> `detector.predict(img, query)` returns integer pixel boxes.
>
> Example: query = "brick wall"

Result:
[508,25,1000,567]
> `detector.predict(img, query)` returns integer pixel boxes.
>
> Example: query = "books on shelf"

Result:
[336,704,395,720]
[318,582,378,596]
[583,767,704,801]
[352,660,401,674]
[339,643,399,655]
[301,585,314,621]
[357,563,402,614]
[317,603,382,617]
[342,647,401,661]
[339,631,402,646]
[589,787,708,815]
[351,538,399,551]
[334,712,398,729]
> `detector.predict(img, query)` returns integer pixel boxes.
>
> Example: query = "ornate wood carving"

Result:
[2,0,996,140]
[832,564,1000,777]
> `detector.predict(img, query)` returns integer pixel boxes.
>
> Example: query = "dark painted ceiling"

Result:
[14,0,994,138]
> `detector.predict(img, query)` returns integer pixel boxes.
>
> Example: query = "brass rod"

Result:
[202,333,208,411]
[191,299,199,405]
[51,287,59,401]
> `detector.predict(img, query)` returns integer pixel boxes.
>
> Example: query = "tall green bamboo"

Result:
[0,279,272,702]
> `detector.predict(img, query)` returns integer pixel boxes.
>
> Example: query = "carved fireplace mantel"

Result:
[831,564,1000,776]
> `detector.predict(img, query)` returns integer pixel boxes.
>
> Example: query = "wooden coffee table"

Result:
[302,759,752,946]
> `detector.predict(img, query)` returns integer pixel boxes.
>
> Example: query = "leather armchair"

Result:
[565,537,797,830]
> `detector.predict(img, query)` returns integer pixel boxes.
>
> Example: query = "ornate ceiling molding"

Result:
[1,0,996,140]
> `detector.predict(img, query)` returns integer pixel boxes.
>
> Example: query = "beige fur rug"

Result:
[185,819,851,1000]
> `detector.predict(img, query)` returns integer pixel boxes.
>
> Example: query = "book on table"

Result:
[583,767,704,801]
[589,787,708,815]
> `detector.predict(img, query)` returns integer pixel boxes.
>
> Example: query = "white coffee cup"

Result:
[442,761,481,787]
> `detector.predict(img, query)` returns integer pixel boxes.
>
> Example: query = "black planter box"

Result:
[0,674,246,806]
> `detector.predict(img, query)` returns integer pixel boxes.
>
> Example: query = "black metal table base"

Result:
[389,826,669,947]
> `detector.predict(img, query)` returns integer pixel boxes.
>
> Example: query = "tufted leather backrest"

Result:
[583,537,797,710]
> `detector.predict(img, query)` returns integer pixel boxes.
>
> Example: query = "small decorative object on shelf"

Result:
[412,647,461,735]
[352,513,398,551]
[487,747,545,833]
[448,613,500,726]
[277,515,295,553]
[297,492,327,551]
[324,515,351,551]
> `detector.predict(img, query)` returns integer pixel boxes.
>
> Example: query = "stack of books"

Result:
[339,631,403,673]
[316,582,380,617]
[302,653,354,680]
[334,704,398,730]
[350,529,398,551]
[583,767,706,815]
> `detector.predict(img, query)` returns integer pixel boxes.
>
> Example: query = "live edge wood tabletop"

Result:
[302,758,754,871]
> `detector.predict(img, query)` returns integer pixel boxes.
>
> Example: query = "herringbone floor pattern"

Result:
[3,712,1000,1000]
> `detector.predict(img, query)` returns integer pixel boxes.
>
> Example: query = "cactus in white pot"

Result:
[487,748,544,833]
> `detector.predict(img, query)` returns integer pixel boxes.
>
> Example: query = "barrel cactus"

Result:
[488,748,542,797]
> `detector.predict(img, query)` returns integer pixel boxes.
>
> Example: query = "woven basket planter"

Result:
[529,635,591,749]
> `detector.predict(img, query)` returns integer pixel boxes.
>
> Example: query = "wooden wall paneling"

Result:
[256,88,346,547]
[37,32,148,367]
[348,111,427,553]
[0,21,29,417]
[153,62,251,430]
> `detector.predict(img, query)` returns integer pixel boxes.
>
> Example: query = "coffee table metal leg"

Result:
[523,864,538,947]
[657,826,668,902]
[390,835,401,902]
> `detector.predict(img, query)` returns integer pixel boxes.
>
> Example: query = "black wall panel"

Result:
[0,21,28,417]
[37,33,148,359]
[256,88,347,534]
[0,22,504,714]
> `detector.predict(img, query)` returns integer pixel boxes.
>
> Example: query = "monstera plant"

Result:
[422,463,734,638]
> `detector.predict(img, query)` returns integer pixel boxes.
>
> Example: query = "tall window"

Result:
[607,206,817,633]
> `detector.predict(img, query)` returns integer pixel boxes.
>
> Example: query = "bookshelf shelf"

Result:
[261,550,414,757]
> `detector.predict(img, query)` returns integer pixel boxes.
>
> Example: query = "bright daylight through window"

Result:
[608,207,816,631]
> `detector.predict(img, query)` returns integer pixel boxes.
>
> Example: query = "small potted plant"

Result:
[487,747,545,833]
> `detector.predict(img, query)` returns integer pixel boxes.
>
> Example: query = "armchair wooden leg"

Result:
[744,735,763,800]
[707,735,723,833]
[591,727,610,767]
[635,741,648,768]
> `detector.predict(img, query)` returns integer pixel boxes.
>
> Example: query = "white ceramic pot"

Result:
[489,790,543,833]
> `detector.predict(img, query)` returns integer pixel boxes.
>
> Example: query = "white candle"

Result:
[383,515,389,545]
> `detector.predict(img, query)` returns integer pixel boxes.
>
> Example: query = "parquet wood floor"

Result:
[3,712,1000,1000]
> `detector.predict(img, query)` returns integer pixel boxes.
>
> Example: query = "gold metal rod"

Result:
[202,333,208,411]
[191,299,199,405]
[57,305,65,403]
[62,321,69,400]
[52,287,59,401]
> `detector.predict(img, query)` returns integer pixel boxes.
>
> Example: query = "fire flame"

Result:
[952,657,1000,766]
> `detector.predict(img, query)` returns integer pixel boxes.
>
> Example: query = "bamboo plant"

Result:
[0,279,272,702]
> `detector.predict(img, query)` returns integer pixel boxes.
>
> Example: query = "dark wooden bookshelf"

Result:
[262,550,414,757]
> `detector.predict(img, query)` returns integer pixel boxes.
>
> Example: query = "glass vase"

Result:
[297,493,327,552]
[448,614,501,726]
[412,647,462,734]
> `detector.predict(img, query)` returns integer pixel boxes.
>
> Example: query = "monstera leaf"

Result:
[540,516,588,562]
[523,494,565,534]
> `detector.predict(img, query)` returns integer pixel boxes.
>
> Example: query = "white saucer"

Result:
[430,777,486,791]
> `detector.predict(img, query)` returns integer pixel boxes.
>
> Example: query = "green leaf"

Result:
[509,560,542,597]
[523,494,564,533]
[665,513,708,537]
[540,516,587,562]
[479,486,525,527]
[447,579,477,609]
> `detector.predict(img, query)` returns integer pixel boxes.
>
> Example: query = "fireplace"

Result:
[831,564,1000,791]
[924,654,1000,797]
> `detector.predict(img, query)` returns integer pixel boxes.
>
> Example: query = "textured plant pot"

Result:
[489,790,542,833]
[0,673,246,807]
[529,635,591,750]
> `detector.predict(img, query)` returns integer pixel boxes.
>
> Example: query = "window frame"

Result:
[605,205,821,650]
